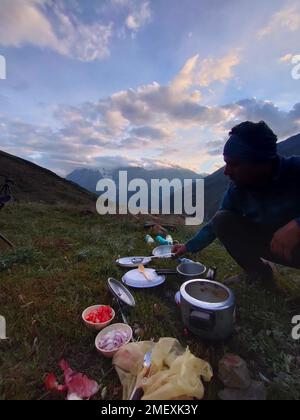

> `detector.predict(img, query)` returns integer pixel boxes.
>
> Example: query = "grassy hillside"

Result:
[0,203,299,400]
[0,150,96,208]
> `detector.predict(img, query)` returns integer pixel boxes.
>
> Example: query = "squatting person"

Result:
[173,121,300,286]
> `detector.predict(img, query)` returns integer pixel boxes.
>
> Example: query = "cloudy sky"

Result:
[0,0,300,176]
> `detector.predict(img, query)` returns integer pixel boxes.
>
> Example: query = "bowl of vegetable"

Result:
[82,305,115,331]
[95,323,133,358]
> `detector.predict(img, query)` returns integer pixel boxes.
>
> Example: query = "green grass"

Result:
[0,203,300,400]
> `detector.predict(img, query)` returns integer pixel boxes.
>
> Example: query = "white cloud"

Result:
[170,52,241,93]
[197,52,241,87]
[0,0,152,61]
[103,110,129,136]
[130,126,171,139]
[279,54,293,63]
[1,53,300,175]
[171,55,200,93]
[125,1,152,32]
[56,20,113,62]
[223,98,300,139]
[111,0,131,6]
[204,98,300,156]
[0,0,58,49]
[92,155,141,170]
[258,4,300,39]
[92,155,185,172]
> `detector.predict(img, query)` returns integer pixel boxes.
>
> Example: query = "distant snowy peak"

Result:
[66,166,205,194]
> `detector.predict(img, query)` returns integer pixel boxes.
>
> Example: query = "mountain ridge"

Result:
[0,150,96,207]
[66,165,207,195]
[1,132,299,215]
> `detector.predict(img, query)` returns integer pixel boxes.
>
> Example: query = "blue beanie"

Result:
[223,134,278,162]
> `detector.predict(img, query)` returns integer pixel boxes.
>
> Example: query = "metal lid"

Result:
[107,278,136,307]
[116,256,151,268]
[180,279,235,310]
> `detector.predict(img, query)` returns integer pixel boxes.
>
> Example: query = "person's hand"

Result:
[271,220,300,261]
[172,244,188,257]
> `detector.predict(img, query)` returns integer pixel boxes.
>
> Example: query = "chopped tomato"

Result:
[85,306,113,323]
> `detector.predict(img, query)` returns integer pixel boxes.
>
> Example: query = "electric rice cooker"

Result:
[180,279,235,341]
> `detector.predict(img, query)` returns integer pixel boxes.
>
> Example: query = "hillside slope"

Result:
[0,150,96,207]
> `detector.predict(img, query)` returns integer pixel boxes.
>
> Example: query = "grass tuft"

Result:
[0,203,299,400]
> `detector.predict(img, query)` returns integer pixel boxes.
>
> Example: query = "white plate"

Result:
[152,245,174,258]
[122,269,166,288]
[116,257,152,268]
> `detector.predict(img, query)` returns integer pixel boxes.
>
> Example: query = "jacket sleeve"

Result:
[185,187,235,253]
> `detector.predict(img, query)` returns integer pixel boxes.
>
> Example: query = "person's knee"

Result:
[212,210,236,236]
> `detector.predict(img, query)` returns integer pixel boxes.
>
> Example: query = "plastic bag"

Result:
[113,337,213,400]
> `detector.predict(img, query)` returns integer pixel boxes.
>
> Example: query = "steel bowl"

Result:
[176,261,206,280]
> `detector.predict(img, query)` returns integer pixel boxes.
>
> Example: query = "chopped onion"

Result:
[98,329,130,351]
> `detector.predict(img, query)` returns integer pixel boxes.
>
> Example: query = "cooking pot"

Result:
[176,261,206,280]
[180,279,235,341]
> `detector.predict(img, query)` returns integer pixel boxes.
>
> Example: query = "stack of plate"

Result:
[122,269,166,289]
[116,257,151,268]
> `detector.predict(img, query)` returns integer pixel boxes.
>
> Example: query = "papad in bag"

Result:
[113,338,213,400]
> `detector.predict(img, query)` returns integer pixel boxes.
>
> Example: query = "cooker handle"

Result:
[206,267,217,281]
[190,310,215,331]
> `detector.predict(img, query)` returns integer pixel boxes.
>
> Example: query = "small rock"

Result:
[134,327,145,338]
[112,386,121,397]
[80,209,95,216]
[219,354,252,390]
[258,372,272,384]
[67,393,82,400]
[175,291,181,306]
[101,386,108,400]
[150,225,167,236]
[18,294,26,304]
[153,304,161,314]
[219,381,267,401]
[0,315,7,340]
[183,328,189,337]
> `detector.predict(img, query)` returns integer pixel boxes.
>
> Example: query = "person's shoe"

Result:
[223,273,244,286]
[246,264,275,284]
[261,259,279,277]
